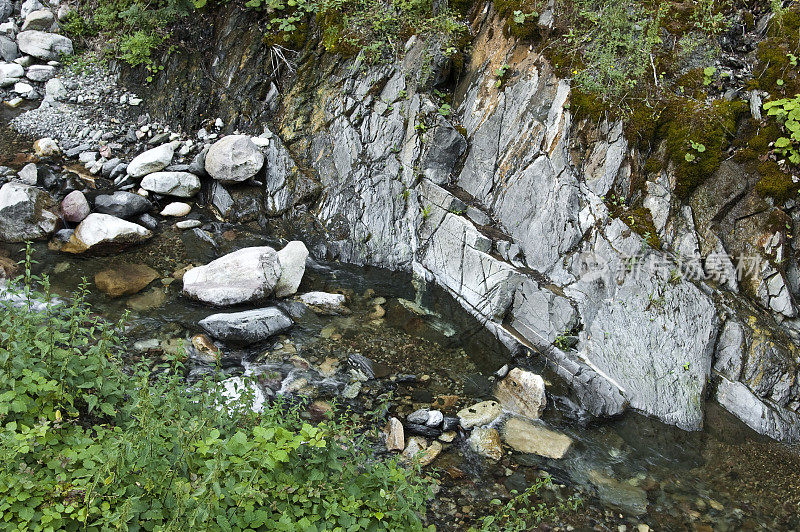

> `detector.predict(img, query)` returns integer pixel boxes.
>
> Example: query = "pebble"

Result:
[175,219,202,229]
[160,202,191,217]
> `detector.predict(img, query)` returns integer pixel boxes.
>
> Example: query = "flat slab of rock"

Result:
[274,241,308,298]
[501,417,572,459]
[204,135,264,183]
[61,213,152,253]
[494,368,546,420]
[183,246,280,306]
[199,307,292,344]
[457,400,502,429]
[127,142,176,178]
[140,171,201,198]
[17,31,72,60]
[298,291,350,315]
[94,263,158,298]
[0,182,57,242]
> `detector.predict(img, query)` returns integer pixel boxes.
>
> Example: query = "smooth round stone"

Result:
[175,219,202,230]
[160,202,191,217]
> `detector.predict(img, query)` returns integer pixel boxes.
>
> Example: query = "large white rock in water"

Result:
[0,182,57,242]
[140,171,200,198]
[61,213,152,253]
[199,307,292,344]
[204,135,264,183]
[127,142,176,178]
[16,31,73,61]
[501,417,572,459]
[274,241,308,298]
[298,291,349,315]
[182,246,280,305]
[494,368,546,420]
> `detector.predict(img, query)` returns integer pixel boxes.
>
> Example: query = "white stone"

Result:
[298,291,349,315]
[494,368,547,420]
[159,202,191,217]
[126,142,176,178]
[16,30,72,61]
[457,400,502,429]
[140,171,200,198]
[61,213,152,253]
[274,240,308,298]
[204,135,265,183]
[182,246,281,306]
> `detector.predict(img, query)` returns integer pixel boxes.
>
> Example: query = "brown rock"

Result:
[191,334,222,364]
[95,263,159,298]
[501,417,572,459]
[468,427,503,461]
[385,417,405,451]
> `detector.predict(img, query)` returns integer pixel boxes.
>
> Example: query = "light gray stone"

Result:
[126,142,176,178]
[205,135,264,183]
[182,246,281,306]
[298,291,349,315]
[25,64,55,81]
[17,31,73,61]
[199,307,292,344]
[0,35,18,62]
[457,400,502,429]
[140,171,201,198]
[494,368,546,420]
[274,240,308,298]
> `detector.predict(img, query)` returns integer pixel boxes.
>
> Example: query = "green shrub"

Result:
[0,248,435,530]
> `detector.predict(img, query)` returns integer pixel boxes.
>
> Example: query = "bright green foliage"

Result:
[471,475,581,531]
[764,95,800,165]
[0,250,434,530]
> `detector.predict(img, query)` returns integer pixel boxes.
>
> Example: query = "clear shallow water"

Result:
[1,113,799,531]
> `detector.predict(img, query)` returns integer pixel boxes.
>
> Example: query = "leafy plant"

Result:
[764,95,800,164]
[438,103,452,116]
[494,63,510,88]
[471,474,581,531]
[703,66,716,86]
[684,140,706,163]
[0,248,435,530]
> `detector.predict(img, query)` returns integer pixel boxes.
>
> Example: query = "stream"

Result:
[2,107,800,531]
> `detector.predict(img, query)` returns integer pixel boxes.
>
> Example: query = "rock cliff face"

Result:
[135,6,800,441]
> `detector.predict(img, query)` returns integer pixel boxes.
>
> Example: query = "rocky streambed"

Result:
[1,92,800,530]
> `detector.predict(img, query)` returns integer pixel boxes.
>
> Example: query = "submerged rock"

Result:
[94,263,158,298]
[587,470,648,516]
[0,182,57,242]
[468,427,503,461]
[494,368,546,420]
[61,213,152,253]
[205,135,264,183]
[501,417,572,459]
[298,291,350,315]
[182,246,281,306]
[199,307,292,344]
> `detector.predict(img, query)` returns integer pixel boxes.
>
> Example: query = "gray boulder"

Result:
[0,182,58,242]
[94,191,152,218]
[61,213,152,253]
[21,9,54,31]
[16,31,73,61]
[419,120,467,185]
[126,142,176,178]
[17,163,38,185]
[0,35,18,62]
[182,246,281,306]
[199,307,292,344]
[204,135,264,183]
[25,64,55,82]
[0,0,11,22]
[20,0,45,19]
[44,77,66,100]
[140,171,201,198]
